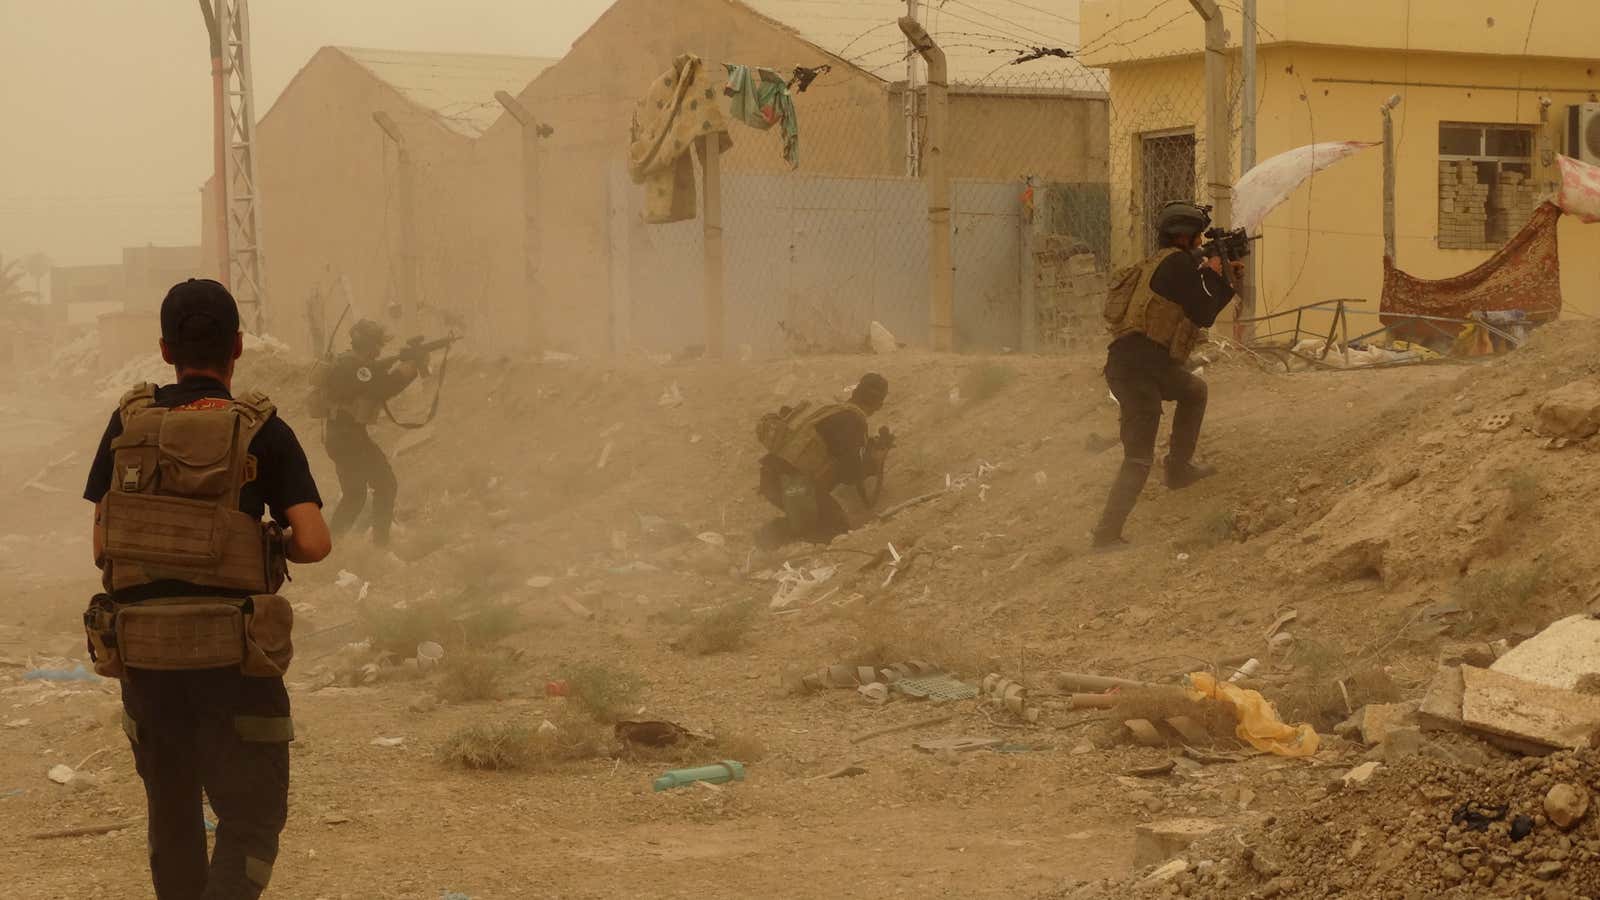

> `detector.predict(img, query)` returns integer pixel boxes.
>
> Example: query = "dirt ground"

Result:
[4,323,1600,899]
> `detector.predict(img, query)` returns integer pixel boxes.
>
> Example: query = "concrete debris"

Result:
[869,321,898,354]
[1417,666,1467,732]
[1141,858,1189,885]
[1358,702,1420,746]
[1460,665,1600,751]
[46,765,74,785]
[1489,614,1600,691]
[1544,783,1590,831]
[1342,761,1382,786]
[1380,725,1425,762]
[1535,380,1600,439]
[912,736,1004,754]
[1133,819,1232,867]
[857,682,889,704]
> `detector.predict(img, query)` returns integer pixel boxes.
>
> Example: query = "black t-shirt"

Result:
[816,407,869,485]
[83,377,322,525]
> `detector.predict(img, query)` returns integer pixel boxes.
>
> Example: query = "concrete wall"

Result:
[946,90,1110,184]
[607,165,1028,355]
[1099,43,1600,337]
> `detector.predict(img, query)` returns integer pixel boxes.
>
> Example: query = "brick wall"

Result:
[1438,160,1539,250]
[1035,234,1106,349]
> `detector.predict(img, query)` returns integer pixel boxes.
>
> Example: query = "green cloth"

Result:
[724,64,799,167]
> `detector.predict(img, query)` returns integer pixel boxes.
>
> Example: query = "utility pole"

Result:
[372,112,417,336]
[198,0,229,288]
[899,16,952,351]
[1381,94,1402,262]
[1237,0,1257,338]
[1188,0,1232,234]
[904,0,922,177]
[494,91,553,356]
[214,0,267,333]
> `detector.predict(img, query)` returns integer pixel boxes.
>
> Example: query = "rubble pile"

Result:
[1083,750,1600,899]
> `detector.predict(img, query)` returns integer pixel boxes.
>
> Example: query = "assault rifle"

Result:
[1200,226,1259,289]
[375,333,461,378]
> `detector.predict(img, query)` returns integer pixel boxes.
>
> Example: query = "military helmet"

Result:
[1156,201,1212,238]
[350,318,390,348]
[853,372,889,406]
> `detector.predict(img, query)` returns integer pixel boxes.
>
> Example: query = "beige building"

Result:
[1079,0,1600,332]
[477,0,1109,353]
[201,47,557,353]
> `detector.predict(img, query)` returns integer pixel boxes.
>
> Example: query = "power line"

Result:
[939,0,1075,46]
[991,0,1079,27]
[932,2,1068,49]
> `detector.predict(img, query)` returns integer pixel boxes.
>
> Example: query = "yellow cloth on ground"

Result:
[628,54,732,224]
[1187,671,1321,758]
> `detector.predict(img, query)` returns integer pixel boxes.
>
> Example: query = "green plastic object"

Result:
[652,760,746,792]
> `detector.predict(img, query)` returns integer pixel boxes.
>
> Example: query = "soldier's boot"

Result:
[1165,388,1213,489]
[1091,458,1152,549]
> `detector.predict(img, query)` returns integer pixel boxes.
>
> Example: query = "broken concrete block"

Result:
[1418,666,1466,732]
[1132,819,1231,868]
[1535,381,1600,438]
[1359,702,1419,746]
[1460,665,1600,751]
[1490,615,1600,691]
[868,321,898,355]
[1381,726,1425,762]
[1544,784,1590,831]
[1439,642,1497,669]
[1142,858,1189,885]
[1342,761,1383,786]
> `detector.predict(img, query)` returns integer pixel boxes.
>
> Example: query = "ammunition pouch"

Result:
[82,593,295,678]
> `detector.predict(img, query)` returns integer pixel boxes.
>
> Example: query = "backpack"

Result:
[756,401,810,452]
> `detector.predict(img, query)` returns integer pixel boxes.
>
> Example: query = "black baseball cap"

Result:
[160,278,240,346]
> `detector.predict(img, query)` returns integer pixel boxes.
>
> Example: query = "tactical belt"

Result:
[85,593,295,679]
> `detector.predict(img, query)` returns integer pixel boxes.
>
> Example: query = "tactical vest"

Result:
[772,402,867,488]
[98,384,286,596]
[1105,247,1204,363]
[323,353,384,425]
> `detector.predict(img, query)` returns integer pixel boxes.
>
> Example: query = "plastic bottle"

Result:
[651,760,746,792]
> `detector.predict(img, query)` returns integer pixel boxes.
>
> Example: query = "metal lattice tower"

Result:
[216,0,267,332]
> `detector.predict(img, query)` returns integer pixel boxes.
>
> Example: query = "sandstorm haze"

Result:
[0,0,609,270]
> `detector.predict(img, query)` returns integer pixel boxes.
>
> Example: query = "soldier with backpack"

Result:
[1092,201,1245,549]
[755,373,891,548]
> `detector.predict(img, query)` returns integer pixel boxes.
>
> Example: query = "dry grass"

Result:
[360,584,520,658]
[1101,688,1239,746]
[1455,562,1549,634]
[438,710,611,771]
[560,662,645,723]
[1178,505,1238,551]
[840,603,984,677]
[714,731,768,764]
[436,651,512,703]
[677,599,759,656]
[1270,638,1400,729]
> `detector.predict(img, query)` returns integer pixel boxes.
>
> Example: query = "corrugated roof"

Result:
[738,0,1093,87]
[336,47,558,137]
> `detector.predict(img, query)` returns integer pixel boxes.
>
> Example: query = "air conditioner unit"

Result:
[1566,103,1600,164]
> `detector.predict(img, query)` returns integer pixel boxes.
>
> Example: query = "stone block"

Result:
[1133,818,1232,868]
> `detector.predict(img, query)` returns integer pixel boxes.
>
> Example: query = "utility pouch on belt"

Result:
[83,594,295,677]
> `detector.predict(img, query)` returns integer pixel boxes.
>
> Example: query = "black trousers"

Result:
[1094,338,1209,538]
[121,669,292,900]
[757,457,850,546]
[325,419,397,544]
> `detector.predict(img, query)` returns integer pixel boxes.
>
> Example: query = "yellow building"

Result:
[1079,0,1600,332]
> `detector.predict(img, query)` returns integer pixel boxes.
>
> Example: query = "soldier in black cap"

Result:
[83,278,331,899]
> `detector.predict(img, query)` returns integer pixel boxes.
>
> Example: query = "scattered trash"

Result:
[525,576,555,589]
[1122,719,1164,747]
[47,765,74,785]
[608,561,661,576]
[1264,609,1297,639]
[1125,760,1176,778]
[810,764,867,780]
[545,680,569,697]
[1186,672,1320,757]
[652,760,746,792]
[980,673,1039,721]
[370,737,405,748]
[416,642,444,672]
[894,674,979,702]
[596,440,615,470]
[1176,553,1191,563]
[770,562,836,610]
[615,720,708,748]
[1032,471,1048,486]
[5,719,31,728]
[912,736,1004,754]
[658,381,684,407]
[558,597,596,621]
[335,570,361,588]
[1478,411,1513,433]
[1342,761,1383,786]
[23,665,98,683]
[1227,658,1260,684]
[948,386,962,405]
[538,720,559,737]
[696,531,726,548]
[1451,801,1508,832]
[1510,814,1535,841]
[857,682,889,705]
[773,373,796,397]
[849,713,955,745]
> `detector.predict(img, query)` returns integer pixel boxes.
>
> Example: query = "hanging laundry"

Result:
[724,64,799,167]
[629,54,732,224]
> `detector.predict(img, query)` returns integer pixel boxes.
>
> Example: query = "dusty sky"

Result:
[0,0,612,270]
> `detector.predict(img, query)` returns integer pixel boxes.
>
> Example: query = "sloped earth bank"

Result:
[3,323,1599,898]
